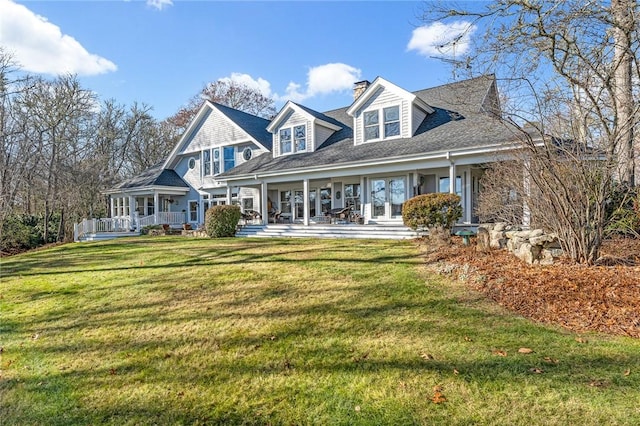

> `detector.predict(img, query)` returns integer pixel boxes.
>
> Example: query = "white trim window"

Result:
[363,105,401,141]
[188,200,198,222]
[294,125,306,151]
[383,106,400,138]
[279,124,306,155]
[203,150,211,176]
[364,111,379,141]
[213,148,220,175]
[280,128,292,154]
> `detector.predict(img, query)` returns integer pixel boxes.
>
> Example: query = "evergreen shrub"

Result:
[205,205,242,238]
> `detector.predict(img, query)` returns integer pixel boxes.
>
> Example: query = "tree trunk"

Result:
[612,0,635,187]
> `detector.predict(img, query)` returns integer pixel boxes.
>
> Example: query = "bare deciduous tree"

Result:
[422,0,639,264]
[167,79,276,131]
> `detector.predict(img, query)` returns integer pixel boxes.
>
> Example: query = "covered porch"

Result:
[223,160,484,229]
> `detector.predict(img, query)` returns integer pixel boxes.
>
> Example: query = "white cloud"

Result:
[284,63,362,102]
[218,72,275,98]
[407,21,477,58]
[0,0,117,76]
[147,0,173,11]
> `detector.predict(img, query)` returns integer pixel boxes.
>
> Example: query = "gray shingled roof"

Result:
[114,162,189,190]
[220,75,519,178]
[213,102,273,150]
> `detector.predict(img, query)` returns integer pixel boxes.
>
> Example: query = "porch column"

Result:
[154,191,159,222]
[303,178,309,226]
[360,176,368,224]
[110,196,115,218]
[261,182,268,226]
[464,170,472,223]
[413,172,420,196]
[128,195,135,217]
[449,160,456,194]
[226,186,232,205]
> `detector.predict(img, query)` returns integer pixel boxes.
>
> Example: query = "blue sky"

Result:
[1,0,479,120]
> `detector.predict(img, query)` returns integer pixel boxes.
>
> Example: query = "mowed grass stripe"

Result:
[1,236,639,425]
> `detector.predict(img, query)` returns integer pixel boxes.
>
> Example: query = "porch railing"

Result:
[74,211,188,241]
[74,217,133,241]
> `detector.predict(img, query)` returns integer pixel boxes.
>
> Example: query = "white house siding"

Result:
[353,86,406,145]
[314,123,335,148]
[401,99,410,138]
[179,108,253,154]
[273,108,313,157]
[411,104,427,136]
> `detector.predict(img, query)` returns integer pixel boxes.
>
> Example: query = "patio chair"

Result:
[268,210,282,224]
[326,206,351,223]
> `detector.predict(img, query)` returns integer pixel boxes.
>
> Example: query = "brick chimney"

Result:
[353,80,371,101]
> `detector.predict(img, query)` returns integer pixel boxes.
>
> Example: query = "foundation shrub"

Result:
[205,205,242,238]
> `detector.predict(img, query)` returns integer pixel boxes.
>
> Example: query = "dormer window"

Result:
[363,105,401,142]
[294,125,306,151]
[383,106,400,137]
[279,124,307,155]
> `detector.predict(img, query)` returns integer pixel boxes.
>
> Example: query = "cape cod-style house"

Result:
[76,75,522,241]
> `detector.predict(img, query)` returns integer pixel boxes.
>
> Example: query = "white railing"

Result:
[157,211,187,225]
[138,212,186,228]
[74,217,132,241]
[74,211,188,241]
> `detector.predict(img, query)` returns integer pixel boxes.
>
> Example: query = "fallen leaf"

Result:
[453,368,460,375]
[529,367,544,374]
[518,347,534,354]
[493,349,508,357]
[464,336,473,342]
[431,391,447,404]
[589,379,608,388]
[432,385,443,392]
[623,368,631,376]
[575,337,588,344]
[420,352,434,360]
[354,405,361,412]
[543,357,559,364]
[109,368,117,375]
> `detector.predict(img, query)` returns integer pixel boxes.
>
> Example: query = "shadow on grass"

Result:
[3,237,639,424]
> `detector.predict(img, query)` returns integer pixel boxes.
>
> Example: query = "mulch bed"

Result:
[419,237,640,338]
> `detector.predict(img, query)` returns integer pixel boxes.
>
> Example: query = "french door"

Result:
[371,177,406,219]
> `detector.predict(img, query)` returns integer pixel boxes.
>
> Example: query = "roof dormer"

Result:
[346,77,434,146]
[267,101,342,158]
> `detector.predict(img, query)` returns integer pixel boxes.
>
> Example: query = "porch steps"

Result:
[77,231,140,242]
[236,224,419,240]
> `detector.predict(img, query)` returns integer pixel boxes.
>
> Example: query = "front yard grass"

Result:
[1,236,639,425]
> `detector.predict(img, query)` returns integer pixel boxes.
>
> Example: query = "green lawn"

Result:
[1,236,638,425]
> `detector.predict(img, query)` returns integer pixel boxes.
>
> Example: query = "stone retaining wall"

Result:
[477,222,563,265]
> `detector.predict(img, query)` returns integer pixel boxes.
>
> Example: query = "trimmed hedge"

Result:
[402,193,462,232]
[205,205,242,238]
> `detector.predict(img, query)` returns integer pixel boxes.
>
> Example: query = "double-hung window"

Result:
[280,128,292,154]
[383,106,400,138]
[203,149,211,176]
[279,124,306,155]
[213,148,220,175]
[363,105,400,141]
[364,111,379,141]
[294,125,306,151]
